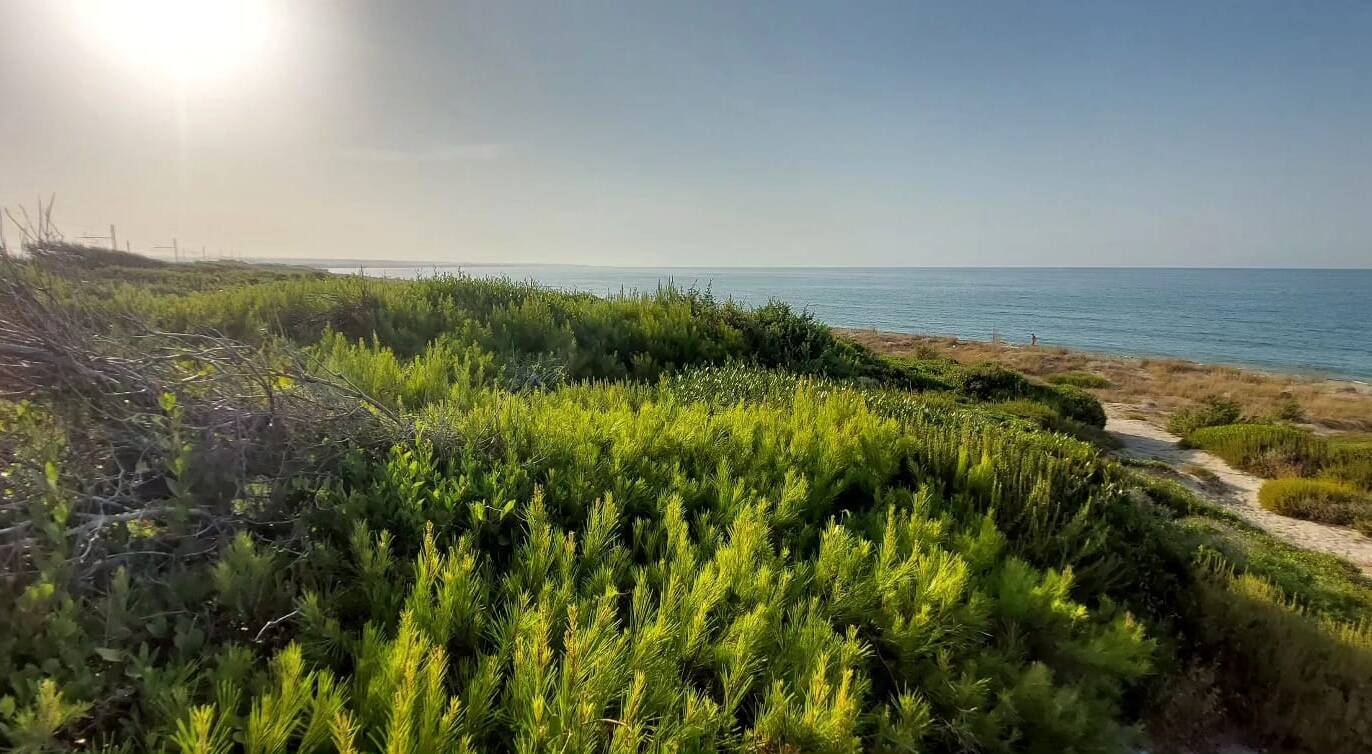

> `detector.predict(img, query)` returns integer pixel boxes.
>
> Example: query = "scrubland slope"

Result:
[1,248,1369,753]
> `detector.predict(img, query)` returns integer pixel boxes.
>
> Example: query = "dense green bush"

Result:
[0,378,1155,753]
[1047,384,1107,429]
[950,363,1104,429]
[1182,423,1324,477]
[1152,493,1372,752]
[111,274,984,394]
[1258,478,1371,527]
[1167,396,1243,436]
[109,272,1108,430]
[1047,371,1113,389]
[1185,425,1372,498]
[1190,564,1372,753]
[1325,437,1372,491]
[995,399,1120,449]
[25,241,324,294]
[955,361,1030,400]
[1271,398,1307,423]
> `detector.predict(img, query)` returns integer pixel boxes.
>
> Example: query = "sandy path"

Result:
[1105,403,1372,576]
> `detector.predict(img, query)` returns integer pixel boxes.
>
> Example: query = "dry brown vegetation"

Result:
[839,328,1372,432]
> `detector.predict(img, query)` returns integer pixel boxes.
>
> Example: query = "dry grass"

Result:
[840,328,1372,432]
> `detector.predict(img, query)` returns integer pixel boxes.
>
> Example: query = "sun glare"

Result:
[72,0,280,85]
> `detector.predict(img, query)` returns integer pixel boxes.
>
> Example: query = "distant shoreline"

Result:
[838,328,1372,432]
[281,259,1372,272]
[838,327,1367,386]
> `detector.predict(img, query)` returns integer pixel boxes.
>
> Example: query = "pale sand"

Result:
[1106,403,1372,577]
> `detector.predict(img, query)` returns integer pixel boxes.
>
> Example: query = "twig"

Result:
[254,609,300,642]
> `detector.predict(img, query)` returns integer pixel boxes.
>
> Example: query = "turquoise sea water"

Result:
[329,266,1372,380]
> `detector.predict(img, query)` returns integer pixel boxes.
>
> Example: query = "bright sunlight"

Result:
[70,0,280,85]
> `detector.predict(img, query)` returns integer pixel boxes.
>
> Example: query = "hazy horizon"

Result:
[306,260,1371,271]
[3,1,1371,267]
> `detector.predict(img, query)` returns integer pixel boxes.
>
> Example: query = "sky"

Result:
[1,1,1370,267]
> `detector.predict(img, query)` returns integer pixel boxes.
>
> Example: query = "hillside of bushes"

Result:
[1,248,1370,753]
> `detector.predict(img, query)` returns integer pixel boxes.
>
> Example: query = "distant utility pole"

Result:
[153,238,180,262]
[79,224,119,250]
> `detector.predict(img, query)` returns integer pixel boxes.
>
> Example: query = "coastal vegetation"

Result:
[1258,478,1372,532]
[1180,424,1326,478]
[1180,425,1372,491]
[845,327,1372,542]
[842,329,1372,432]
[1,246,1370,753]
[1045,371,1113,390]
[1165,396,1243,437]
[1183,424,1372,534]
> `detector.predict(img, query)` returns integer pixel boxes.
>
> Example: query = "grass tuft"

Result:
[1258,478,1372,528]
[1047,371,1113,389]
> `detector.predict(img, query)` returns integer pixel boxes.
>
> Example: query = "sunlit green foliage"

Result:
[1258,477,1372,527]
[1166,395,1243,436]
[1046,371,1113,389]
[1,378,1155,752]
[1183,423,1325,477]
[2,254,1369,753]
[101,272,1101,424]
[1185,424,1372,496]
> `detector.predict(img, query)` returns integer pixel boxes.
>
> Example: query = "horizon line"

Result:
[264,259,1372,272]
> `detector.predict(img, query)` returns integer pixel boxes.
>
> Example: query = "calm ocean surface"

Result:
[328,266,1372,380]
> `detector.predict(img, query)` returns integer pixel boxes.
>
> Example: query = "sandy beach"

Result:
[839,328,1372,432]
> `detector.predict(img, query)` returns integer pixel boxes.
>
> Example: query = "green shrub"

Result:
[1323,456,1372,491]
[1258,478,1371,527]
[1325,437,1372,491]
[1192,567,1372,753]
[0,377,1156,752]
[1183,423,1324,477]
[954,364,1104,428]
[996,399,1118,448]
[1167,396,1243,436]
[1272,398,1307,423]
[106,273,1007,397]
[1047,371,1113,389]
[996,398,1060,426]
[956,361,1030,400]
[1174,512,1372,632]
[313,330,496,409]
[1184,422,1372,493]
[1047,383,1108,428]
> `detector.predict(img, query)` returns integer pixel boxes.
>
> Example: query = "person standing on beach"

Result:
[1031,333,1038,347]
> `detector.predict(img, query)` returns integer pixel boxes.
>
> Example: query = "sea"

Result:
[325,265,1372,381]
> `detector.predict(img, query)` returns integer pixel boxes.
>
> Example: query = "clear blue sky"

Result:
[2,1,1370,266]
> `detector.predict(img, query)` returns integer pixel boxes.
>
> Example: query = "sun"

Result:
[72,0,280,85]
